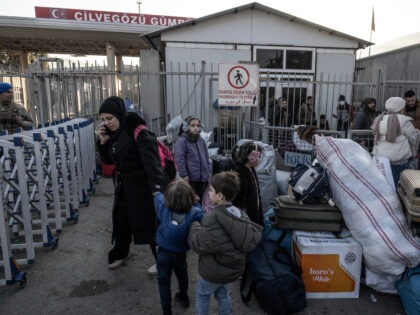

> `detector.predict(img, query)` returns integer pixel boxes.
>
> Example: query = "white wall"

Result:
[165,44,251,131]
[161,7,360,132]
[162,9,359,49]
[315,51,356,129]
[140,50,162,120]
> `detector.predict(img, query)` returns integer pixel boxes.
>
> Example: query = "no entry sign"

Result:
[218,63,259,107]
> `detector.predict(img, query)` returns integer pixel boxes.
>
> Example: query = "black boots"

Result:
[162,292,189,314]
[162,305,172,315]
[175,291,190,308]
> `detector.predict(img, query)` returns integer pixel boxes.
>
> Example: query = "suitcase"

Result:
[397,170,420,236]
[273,195,343,232]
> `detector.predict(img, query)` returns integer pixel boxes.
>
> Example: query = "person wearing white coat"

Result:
[372,97,420,188]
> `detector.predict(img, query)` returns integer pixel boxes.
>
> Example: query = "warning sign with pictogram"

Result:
[218,63,259,107]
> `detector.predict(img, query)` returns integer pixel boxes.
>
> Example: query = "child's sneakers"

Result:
[147,264,158,275]
[175,291,190,308]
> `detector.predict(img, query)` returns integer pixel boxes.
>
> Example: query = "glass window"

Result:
[256,49,283,69]
[286,50,312,70]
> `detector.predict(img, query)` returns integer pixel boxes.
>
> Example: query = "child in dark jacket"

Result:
[175,116,211,201]
[188,172,263,315]
[154,180,204,315]
[231,141,264,226]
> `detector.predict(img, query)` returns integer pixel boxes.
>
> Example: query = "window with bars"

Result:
[255,47,314,72]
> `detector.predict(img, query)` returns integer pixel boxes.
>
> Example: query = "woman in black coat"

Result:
[97,96,167,270]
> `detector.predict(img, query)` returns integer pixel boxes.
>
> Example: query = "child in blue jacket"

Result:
[154,180,204,315]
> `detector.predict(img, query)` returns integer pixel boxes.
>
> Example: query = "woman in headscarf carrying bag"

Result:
[372,97,420,188]
[97,96,168,272]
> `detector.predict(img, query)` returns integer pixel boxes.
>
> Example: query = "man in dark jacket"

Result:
[188,172,262,315]
[298,96,316,125]
[354,98,377,130]
[268,97,292,127]
[268,97,292,147]
[405,90,420,130]
[354,97,377,148]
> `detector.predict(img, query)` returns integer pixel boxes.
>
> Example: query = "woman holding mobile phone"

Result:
[97,96,167,273]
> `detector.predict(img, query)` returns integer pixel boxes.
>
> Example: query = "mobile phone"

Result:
[100,122,112,135]
[104,126,112,135]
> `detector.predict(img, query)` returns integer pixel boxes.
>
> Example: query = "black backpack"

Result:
[241,233,307,315]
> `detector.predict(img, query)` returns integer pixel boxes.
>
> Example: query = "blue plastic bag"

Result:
[262,208,292,257]
[396,264,420,315]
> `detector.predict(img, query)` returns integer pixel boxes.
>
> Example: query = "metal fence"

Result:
[0,58,168,136]
[1,59,420,150]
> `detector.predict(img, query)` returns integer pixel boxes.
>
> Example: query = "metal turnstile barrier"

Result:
[0,118,95,287]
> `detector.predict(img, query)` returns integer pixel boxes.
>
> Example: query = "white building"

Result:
[142,2,371,131]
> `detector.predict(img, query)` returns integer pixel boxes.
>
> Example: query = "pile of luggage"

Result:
[201,133,420,314]
[240,135,420,315]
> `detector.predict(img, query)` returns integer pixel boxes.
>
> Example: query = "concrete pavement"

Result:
[0,178,405,315]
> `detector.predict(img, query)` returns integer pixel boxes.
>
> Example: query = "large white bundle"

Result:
[315,135,420,276]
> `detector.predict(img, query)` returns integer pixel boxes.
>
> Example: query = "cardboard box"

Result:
[292,231,362,299]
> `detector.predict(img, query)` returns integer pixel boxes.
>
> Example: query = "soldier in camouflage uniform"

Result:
[0,83,33,134]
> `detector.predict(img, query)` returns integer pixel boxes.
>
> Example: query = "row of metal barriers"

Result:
[0,118,96,287]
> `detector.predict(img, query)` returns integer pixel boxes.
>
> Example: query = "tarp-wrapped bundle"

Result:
[315,135,420,276]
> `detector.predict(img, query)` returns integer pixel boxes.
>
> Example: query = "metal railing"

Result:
[1,59,419,149]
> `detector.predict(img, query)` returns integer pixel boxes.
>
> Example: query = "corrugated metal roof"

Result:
[0,16,162,55]
[0,16,159,34]
[359,32,420,60]
[142,2,372,49]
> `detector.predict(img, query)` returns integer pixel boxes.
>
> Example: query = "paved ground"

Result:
[0,178,406,314]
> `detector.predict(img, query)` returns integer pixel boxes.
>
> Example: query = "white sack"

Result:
[315,135,420,276]
[207,148,219,157]
[293,131,315,152]
[256,166,278,212]
[255,145,278,212]
[276,170,290,196]
[363,267,399,294]
[165,115,183,144]
[200,131,212,144]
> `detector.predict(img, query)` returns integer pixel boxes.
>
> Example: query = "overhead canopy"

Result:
[0,16,161,56]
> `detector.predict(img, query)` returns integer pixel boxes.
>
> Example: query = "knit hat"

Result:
[0,83,12,94]
[99,96,127,123]
[385,97,405,113]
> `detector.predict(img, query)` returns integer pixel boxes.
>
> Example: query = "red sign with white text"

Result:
[34,6,193,27]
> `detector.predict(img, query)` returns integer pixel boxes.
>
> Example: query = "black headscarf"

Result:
[99,96,127,141]
[99,96,127,124]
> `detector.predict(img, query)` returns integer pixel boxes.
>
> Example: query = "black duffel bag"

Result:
[241,233,307,315]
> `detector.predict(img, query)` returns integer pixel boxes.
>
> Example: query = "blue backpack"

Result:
[289,163,330,204]
[241,234,307,315]
[396,264,420,315]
